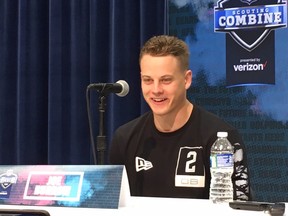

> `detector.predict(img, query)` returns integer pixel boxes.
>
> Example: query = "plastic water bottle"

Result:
[209,131,234,203]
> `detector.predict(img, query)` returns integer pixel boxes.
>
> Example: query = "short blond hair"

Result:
[139,35,190,70]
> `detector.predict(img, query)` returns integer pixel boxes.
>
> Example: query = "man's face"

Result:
[140,54,192,117]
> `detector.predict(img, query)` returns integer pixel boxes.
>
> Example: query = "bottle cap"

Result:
[217,131,228,138]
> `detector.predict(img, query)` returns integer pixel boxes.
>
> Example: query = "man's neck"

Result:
[154,101,193,133]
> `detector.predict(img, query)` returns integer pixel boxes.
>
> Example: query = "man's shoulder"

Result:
[117,111,152,131]
[193,105,242,143]
[194,105,234,128]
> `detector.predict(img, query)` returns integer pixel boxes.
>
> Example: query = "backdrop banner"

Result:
[213,0,287,86]
[168,0,288,202]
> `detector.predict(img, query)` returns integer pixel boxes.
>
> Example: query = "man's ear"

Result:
[185,70,192,90]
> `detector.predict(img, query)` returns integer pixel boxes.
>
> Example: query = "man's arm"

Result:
[233,142,251,201]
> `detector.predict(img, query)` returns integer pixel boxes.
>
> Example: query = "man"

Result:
[109,35,250,200]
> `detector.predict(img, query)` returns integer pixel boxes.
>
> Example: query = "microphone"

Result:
[88,80,129,97]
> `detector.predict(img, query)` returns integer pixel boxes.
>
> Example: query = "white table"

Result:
[0,197,283,216]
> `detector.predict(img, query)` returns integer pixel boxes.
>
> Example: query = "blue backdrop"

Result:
[168,0,288,202]
[0,0,167,165]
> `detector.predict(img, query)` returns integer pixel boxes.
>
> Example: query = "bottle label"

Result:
[210,153,233,168]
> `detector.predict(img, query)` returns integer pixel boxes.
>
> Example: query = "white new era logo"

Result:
[135,157,153,172]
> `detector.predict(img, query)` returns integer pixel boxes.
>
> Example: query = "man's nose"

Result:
[152,81,163,93]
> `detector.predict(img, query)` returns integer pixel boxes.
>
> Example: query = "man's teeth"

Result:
[154,98,165,102]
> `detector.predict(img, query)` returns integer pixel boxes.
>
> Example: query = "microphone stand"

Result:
[87,80,129,165]
[96,94,107,165]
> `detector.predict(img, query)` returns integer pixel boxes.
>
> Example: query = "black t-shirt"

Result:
[109,105,250,200]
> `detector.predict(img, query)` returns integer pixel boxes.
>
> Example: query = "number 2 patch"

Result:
[175,147,205,187]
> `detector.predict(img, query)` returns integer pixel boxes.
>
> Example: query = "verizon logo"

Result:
[233,61,267,71]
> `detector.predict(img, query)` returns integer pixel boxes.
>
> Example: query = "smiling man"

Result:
[109,35,251,201]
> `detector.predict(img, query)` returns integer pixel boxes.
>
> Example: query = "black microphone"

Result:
[87,80,129,97]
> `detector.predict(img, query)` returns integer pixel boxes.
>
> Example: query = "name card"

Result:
[0,165,130,209]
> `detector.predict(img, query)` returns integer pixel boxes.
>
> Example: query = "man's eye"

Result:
[142,78,153,84]
[161,78,172,84]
